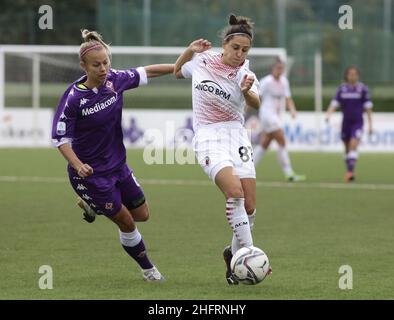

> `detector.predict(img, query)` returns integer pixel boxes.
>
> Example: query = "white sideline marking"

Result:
[1,175,394,191]
[0,176,67,183]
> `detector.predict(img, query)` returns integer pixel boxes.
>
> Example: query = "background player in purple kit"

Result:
[52,29,174,281]
[325,65,374,182]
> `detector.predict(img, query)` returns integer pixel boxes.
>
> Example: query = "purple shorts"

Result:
[68,164,145,217]
[341,122,363,142]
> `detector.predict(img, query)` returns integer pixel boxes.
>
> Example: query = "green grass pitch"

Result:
[0,149,393,299]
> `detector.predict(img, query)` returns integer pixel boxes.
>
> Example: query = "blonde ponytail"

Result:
[79,29,111,61]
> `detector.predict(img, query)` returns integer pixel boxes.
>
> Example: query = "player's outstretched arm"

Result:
[174,39,212,78]
[244,104,254,113]
[243,91,260,110]
[366,107,373,135]
[286,97,297,119]
[325,104,337,123]
[58,143,93,178]
[241,74,260,109]
[143,64,175,78]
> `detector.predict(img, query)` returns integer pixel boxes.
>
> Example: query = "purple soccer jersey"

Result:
[52,67,148,216]
[331,82,373,141]
[52,68,143,174]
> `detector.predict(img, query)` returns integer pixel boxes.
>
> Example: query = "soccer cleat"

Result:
[77,197,96,223]
[142,266,165,282]
[223,246,239,285]
[286,173,306,182]
[344,171,355,182]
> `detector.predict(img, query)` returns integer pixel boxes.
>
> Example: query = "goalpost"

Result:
[0,45,287,111]
[0,45,289,147]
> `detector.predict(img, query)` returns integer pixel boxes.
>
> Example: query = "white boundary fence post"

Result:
[32,53,41,145]
[314,51,323,151]
[0,47,5,112]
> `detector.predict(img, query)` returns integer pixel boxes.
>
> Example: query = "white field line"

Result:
[1,175,394,191]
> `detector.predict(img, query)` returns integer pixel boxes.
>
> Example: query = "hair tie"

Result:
[224,32,253,41]
[80,43,103,59]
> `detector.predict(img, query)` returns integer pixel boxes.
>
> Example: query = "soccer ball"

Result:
[230,246,270,285]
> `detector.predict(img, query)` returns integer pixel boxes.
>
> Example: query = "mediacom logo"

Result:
[81,95,117,116]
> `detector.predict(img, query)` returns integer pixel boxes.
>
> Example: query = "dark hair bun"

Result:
[222,14,254,42]
[229,14,238,25]
[229,14,249,26]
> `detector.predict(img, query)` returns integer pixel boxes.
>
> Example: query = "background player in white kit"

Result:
[174,14,271,285]
[252,60,306,182]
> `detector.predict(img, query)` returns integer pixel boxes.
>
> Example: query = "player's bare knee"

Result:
[277,137,286,148]
[112,218,131,232]
[133,203,150,222]
[244,196,256,214]
[245,203,256,215]
[225,186,244,199]
[110,209,135,232]
[118,220,135,232]
[139,209,150,222]
[143,203,150,221]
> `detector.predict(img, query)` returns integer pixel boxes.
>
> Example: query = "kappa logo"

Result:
[80,98,89,107]
[76,184,87,191]
[105,202,114,210]
[82,194,92,201]
[205,156,210,166]
[59,112,67,120]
